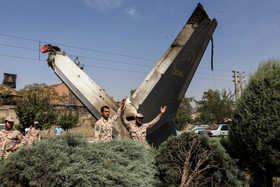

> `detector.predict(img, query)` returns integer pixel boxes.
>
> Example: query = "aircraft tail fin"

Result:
[130,3,217,146]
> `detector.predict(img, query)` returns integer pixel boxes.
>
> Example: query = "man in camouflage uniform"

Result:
[121,106,167,141]
[94,100,126,141]
[0,117,25,160]
[25,121,41,146]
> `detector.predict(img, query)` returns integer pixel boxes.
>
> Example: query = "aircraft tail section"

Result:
[130,3,217,146]
[44,49,119,120]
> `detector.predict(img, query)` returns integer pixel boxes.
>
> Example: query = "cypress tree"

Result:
[230,58,280,186]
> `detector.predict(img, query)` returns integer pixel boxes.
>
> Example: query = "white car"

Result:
[198,124,228,137]
[0,124,5,130]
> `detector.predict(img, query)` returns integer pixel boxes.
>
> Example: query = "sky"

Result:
[0,0,280,101]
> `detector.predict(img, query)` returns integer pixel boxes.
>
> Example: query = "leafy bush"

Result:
[0,134,158,187]
[58,108,80,131]
[230,58,280,186]
[155,132,248,187]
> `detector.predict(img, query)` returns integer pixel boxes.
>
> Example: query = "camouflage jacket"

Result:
[25,128,41,146]
[94,108,121,141]
[121,114,161,141]
[0,129,25,160]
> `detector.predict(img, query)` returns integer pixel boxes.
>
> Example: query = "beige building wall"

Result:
[0,105,19,124]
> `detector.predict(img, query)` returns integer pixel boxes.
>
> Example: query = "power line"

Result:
[0,42,234,76]
[218,31,255,72]
[69,54,154,68]
[195,72,229,77]
[0,42,235,74]
[0,41,156,68]
[0,53,234,82]
[0,53,148,74]
[0,43,37,51]
[0,53,235,79]
[199,66,234,73]
[59,43,156,62]
[0,34,241,80]
[0,53,42,61]
[195,77,232,82]
[84,65,148,74]
[0,33,156,62]
[0,33,39,42]
[0,35,244,76]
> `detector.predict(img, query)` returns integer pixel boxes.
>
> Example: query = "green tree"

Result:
[0,134,158,187]
[155,132,248,187]
[230,58,280,186]
[58,108,80,131]
[174,96,194,131]
[195,89,234,123]
[15,83,66,131]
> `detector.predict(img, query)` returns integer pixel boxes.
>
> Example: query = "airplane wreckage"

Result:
[41,3,217,146]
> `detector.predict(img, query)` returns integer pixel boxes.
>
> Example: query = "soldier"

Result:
[121,106,167,141]
[94,100,126,141]
[25,121,41,146]
[0,117,25,160]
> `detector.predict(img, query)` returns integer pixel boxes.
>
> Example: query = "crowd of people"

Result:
[0,99,167,160]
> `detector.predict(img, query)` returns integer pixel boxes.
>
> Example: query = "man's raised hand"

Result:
[120,98,126,112]
[160,106,167,115]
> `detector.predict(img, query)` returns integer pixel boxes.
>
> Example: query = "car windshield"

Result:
[191,125,208,130]
[206,125,219,130]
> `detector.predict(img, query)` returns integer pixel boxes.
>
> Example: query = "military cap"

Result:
[5,117,14,122]
[136,113,144,118]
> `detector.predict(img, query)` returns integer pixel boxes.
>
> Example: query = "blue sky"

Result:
[0,0,280,101]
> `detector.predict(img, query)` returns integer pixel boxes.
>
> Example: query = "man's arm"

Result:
[111,99,126,121]
[111,107,121,121]
[119,98,132,130]
[144,106,167,129]
[121,113,132,131]
[144,114,161,129]
[11,131,26,151]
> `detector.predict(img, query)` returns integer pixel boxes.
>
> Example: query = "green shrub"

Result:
[0,134,158,187]
[155,132,248,187]
[230,58,280,186]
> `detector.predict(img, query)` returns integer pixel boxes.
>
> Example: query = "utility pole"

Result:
[232,71,239,101]
[239,72,243,93]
